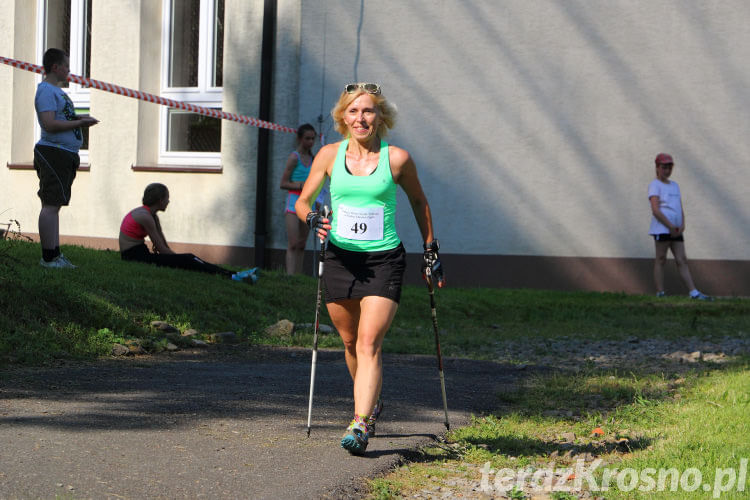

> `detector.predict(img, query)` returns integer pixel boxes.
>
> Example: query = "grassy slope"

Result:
[3,240,748,365]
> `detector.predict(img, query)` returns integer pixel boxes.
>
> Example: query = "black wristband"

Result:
[423,239,439,252]
[306,211,318,228]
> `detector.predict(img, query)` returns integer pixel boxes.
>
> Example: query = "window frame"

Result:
[159,0,224,166]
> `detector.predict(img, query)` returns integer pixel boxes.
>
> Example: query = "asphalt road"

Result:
[0,345,527,499]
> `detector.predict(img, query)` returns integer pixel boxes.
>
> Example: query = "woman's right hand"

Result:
[306,210,332,241]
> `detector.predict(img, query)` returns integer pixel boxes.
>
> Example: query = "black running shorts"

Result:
[34,145,80,206]
[323,242,406,304]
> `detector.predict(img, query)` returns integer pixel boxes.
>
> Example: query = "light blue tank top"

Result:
[290,151,312,183]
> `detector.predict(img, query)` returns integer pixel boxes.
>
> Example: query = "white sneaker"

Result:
[57,253,77,269]
[39,255,76,269]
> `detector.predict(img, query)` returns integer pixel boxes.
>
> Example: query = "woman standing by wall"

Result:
[280,124,317,274]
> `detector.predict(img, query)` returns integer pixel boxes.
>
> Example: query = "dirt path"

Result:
[0,346,530,499]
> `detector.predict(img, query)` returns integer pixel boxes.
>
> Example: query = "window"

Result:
[36,0,92,155]
[160,0,224,165]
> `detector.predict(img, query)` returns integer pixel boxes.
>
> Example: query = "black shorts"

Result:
[653,233,684,242]
[34,145,80,206]
[323,242,406,304]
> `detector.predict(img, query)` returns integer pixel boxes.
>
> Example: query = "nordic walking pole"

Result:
[306,205,331,437]
[425,267,450,430]
[311,225,318,278]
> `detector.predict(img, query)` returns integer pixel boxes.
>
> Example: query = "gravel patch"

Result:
[488,335,750,371]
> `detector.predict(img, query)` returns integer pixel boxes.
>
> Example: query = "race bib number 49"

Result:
[335,204,384,241]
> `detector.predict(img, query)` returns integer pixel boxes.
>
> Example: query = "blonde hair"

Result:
[331,87,397,138]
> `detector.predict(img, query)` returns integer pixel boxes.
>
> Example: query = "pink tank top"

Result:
[120,206,150,240]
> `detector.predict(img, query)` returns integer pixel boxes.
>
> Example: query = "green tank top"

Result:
[329,139,400,252]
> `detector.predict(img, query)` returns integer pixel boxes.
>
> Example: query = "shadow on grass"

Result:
[459,432,653,458]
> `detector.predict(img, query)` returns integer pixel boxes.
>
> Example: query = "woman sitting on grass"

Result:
[119,183,256,283]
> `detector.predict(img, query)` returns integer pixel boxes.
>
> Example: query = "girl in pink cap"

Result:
[648,153,712,300]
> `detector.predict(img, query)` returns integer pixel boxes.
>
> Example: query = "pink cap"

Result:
[655,153,674,165]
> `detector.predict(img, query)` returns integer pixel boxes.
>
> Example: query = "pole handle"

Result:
[318,205,331,244]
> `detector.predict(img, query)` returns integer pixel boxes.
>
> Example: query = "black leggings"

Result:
[121,243,233,277]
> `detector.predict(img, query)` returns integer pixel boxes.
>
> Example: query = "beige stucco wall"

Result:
[0,0,277,252]
[83,0,144,241]
[0,0,38,229]
[299,0,750,260]
[9,1,37,164]
[86,0,267,249]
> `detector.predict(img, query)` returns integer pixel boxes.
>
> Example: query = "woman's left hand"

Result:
[422,242,445,288]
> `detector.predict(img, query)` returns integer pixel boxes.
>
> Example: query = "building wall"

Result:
[1,0,38,228]
[0,0,279,261]
[2,0,749,294]
[298,1,750,263]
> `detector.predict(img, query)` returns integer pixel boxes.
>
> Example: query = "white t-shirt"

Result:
[648,179,683,235]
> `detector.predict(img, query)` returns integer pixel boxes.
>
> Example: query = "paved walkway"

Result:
[0,346,527,499]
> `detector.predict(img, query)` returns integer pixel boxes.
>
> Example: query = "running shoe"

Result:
[39,255,75,269]
[656,291,666,298]
[367,399,383,436]
[58,253,77,268]
[341,417,369,455]
[235,268,259,279]
[231,271,258,284]
[691,292,714,301]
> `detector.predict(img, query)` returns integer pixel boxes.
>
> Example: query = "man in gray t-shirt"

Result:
[34,48,99,269]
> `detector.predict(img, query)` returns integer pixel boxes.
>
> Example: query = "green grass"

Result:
[372,362,750,499]
[3,240,749,366]
[2,239,750,499]
[0,240,343,364]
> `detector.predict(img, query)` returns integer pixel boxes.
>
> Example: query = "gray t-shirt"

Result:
[35,81,82,153]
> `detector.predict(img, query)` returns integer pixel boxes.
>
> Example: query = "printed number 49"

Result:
[351,222,368,234]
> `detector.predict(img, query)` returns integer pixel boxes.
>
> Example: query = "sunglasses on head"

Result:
[344,82,381,95]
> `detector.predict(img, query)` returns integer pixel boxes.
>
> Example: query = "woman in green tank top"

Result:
[295,83,445,455]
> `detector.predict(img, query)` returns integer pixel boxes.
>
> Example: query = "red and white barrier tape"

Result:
[0,55,297,134]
